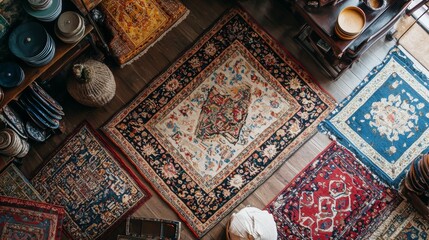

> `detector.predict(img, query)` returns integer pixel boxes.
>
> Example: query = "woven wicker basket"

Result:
[67,59,116,107]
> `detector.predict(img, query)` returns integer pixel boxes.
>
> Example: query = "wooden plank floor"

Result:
[19,0,398,239]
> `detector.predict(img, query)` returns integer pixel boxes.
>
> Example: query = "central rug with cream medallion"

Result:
[102,8,336,237]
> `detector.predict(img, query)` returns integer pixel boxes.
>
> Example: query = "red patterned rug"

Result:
[266,142,400,239]
[31,122,151,240]
[0,196,65,240]
[102,8,335,237]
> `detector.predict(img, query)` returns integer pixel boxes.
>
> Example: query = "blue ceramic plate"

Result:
[2,105,27,139]
[8,22,48,59]
[25,93,62,120]
[29,82,63,111]
[0,62,25,88]
[19,97,59,129]
[23,0,61,22]
[28,89,65,116]
[25,121,48,142]
[26,37,55,67]
[19,99,55,129]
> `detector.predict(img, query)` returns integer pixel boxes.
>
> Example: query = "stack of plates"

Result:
[335,6,366,40]
[0,62,25,88]
[0,128,30,158]
[19,82,64,130]
[55,11,86,44]
[404,154,429,195]
[24,0,62,22]
[8,22,56,67]
[28,0,52,11]
[0,105,27,140]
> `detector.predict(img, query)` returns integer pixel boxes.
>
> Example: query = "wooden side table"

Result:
[292,0,411,80]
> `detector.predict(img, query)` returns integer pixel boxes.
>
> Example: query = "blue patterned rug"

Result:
[31,122,151,240]
[319,47,429,187]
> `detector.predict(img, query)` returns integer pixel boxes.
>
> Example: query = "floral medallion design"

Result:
[103,9,335,237]
[266,142,399,239]
[151,45,299,189]
[319,48,429,187]
[368,93,420,144]
[31,122,151,240]
[195,84,251,145]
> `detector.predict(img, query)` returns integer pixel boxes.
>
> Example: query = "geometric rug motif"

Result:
[102,8,336,237]
[319,47,429,187]
[266,142,400,239]
[100,0,189,66]
[0,196,65,240]
[369,201,429,239]
[31,122,151,240]
[0,164,43,201]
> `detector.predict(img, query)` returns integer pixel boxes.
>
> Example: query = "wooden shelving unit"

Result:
[0,24,93,109]
[0,24,93,171]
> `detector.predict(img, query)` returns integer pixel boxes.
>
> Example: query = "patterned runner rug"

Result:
[319,47,429,187]
[0,164,42,201]
[370,201,429,239]
[0,196,65,240]
[31,122,151,240]
[102,8,335,237]
[100,0,189,66]
[266,142,399,239]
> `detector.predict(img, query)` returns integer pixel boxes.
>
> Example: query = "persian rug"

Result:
[319,47,429,187]
[31,122,151,240]
[100,0,189,66]
[0,164,42,201]
[369,201,429,239]
[266,142,399,239]
[0,196,65,240]
[102,8,336,237]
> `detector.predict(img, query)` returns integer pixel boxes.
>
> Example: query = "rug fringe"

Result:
[120,10,191,68]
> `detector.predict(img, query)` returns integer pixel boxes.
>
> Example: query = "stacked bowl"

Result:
[27,0,52,10]
[0,128,30,158]
[24,0,62,22]
[335,6,366,40]
[404,154,429,195]
[55,11,86,44]
[9,22,56,67]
